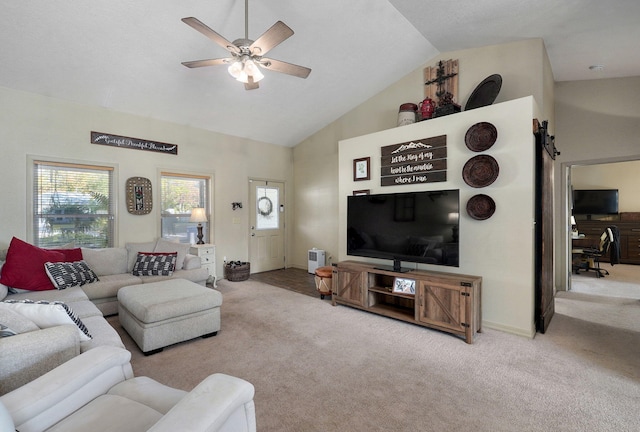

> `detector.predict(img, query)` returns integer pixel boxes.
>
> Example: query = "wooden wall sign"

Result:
[380,135,447,186]
[424,59,459,105]
[91,131,178,155]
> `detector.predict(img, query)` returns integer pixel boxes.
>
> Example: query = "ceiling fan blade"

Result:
[249,21,294,56]
[260,58,311,79]
[181,58,229,68]
[182,17,240,54]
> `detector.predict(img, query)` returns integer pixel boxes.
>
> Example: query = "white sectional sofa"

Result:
[0,239,257,431]
[0,346,256,432]
[78,239,209,316]
[0,238,209,394]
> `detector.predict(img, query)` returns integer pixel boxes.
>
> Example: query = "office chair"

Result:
[572,227,614,278]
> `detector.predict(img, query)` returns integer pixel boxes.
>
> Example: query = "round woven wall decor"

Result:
[126,177,152,215]
[466,194,496,220]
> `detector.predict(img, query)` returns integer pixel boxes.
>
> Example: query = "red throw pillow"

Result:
[0,237,66,291]
[46,247,83,262]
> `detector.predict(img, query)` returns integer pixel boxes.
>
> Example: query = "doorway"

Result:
[249,179,285,273]
[565,159,640,298]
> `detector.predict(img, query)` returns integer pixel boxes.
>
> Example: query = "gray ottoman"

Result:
[118,279,222,355]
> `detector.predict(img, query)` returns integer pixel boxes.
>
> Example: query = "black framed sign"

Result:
[380,135,447,186]
[91,131,178,155]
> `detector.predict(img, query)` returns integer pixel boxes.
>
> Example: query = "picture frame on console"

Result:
[393,277,416,295]
[353,157,370,181]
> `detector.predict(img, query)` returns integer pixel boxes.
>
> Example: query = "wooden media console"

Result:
[332,261,482,343]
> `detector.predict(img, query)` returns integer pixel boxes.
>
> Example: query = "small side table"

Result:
[189,244,217,287]
[314,266,333,299]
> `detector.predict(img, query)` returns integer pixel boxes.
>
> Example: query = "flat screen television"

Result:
[347,189,459,271]
[572,189,619,215]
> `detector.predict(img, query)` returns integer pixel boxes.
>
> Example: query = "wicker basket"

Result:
[225,262,250,282]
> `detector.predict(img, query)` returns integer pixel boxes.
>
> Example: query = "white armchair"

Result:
[0,346,256,432]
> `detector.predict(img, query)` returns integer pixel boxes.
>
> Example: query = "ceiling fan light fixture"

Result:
[244,59,264,82]
[227,57,264,84]
[228,60,245,80]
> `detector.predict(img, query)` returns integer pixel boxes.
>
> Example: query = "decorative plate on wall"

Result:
[464,74,502,111]
[465,122,498,152]
[466,194,496,220]
[462,155,499,188]
[126,177,152,215]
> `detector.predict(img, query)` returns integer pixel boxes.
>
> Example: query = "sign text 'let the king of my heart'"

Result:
[380,135,447,186]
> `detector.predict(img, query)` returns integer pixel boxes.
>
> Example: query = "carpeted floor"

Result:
[570,263,640,298]
[108,278,640,432]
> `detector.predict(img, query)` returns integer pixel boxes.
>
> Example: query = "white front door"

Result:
[249,180,285,273]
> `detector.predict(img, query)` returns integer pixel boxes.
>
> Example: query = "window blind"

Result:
[33,160,114,248]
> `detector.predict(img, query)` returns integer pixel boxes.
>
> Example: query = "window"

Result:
[255,185,279,230]
[33,160,115,248]
[160,172,210,244]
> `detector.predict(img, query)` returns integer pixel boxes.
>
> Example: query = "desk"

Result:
[571,236,597,248]
[576,219,640,265]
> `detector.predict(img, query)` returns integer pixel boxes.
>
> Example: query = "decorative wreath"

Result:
[257,196,273,217]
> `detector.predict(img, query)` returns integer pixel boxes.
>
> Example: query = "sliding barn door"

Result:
[535,121,558,333]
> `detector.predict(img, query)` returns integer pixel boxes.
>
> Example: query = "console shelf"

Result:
[332,261,482,343]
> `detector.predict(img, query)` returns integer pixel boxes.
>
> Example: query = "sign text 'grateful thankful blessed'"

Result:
[91,132,178,155]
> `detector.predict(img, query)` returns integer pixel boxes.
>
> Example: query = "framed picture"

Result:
[353,189,370,196]
[393,277,416,295]
[353,157,370,181]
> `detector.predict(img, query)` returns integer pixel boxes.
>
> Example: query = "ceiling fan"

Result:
[181,0,311,90]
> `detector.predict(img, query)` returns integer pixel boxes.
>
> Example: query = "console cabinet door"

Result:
[417,281,467,334]
[332,267,365,307]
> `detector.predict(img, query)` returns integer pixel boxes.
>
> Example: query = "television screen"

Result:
[572,189,618,215]
[347,189,459,268]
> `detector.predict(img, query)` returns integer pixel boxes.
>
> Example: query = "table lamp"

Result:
[189,208,207,244]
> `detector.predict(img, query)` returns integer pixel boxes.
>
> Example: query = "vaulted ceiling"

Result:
[2,1,638,147]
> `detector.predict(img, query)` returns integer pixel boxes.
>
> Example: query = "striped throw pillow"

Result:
[132,252,177,276]
[44,260,99,290]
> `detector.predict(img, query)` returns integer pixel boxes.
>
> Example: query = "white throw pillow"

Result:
[125,241,158,272]
[0,300,92,341]
[154,238,191,270]
[0,306,40,333]
[81,247,128,276]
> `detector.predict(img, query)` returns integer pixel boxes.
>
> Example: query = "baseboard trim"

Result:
[482,320,536,339]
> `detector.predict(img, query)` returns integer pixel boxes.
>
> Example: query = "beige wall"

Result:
[339,97,539,336]
[572,161,640,212]
[0,86,294,278]
[293,39,554,274]
[554,76,640,289]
